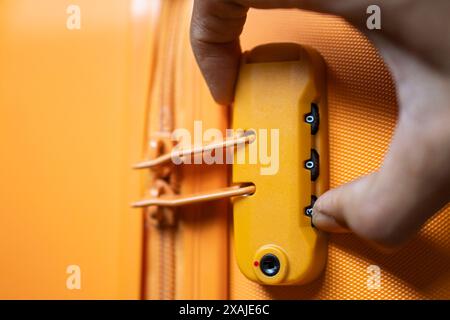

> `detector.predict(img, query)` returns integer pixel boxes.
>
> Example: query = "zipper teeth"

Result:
[140,0,162,301]
[156,0,182,300]
[159,226,176,299]
[146,0,211,300]
[142,0,180,300]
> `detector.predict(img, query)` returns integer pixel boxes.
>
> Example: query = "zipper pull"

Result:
[132,184,255,209]
[133,131,256,169]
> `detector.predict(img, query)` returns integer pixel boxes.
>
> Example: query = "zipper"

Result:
[140,0,230,300]
[142,0,182,300]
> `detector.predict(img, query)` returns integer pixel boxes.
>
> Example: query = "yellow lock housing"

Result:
[232,43,329,285]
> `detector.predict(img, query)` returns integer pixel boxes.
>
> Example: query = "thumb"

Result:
[312,173,387,237]
[312,118,450,248]
[311,175,370,235]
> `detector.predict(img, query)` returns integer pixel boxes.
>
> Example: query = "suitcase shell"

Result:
[1,0,449,300]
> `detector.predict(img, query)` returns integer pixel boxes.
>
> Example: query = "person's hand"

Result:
[190,0,450,248]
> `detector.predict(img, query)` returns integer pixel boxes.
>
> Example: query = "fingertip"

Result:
[313,189,337,216]
[312,210,349,233]
[209,85,235,106]
[312,185,351,233]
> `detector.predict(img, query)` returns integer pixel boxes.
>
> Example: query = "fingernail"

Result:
[312,209,349,233]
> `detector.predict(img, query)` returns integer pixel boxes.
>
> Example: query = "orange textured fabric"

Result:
[230,9,450,300]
